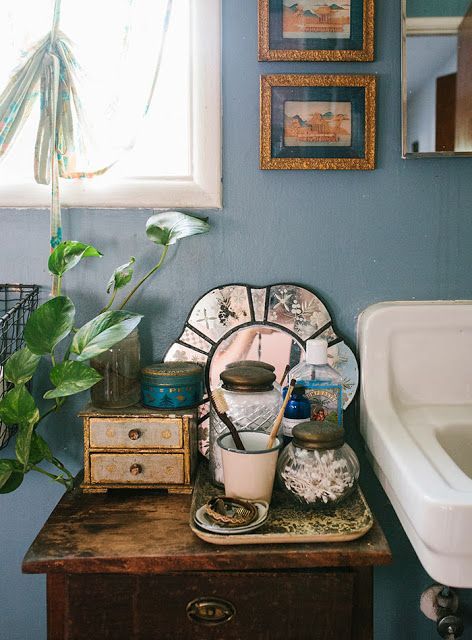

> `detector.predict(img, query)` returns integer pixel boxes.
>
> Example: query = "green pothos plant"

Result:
[0,211,210,493]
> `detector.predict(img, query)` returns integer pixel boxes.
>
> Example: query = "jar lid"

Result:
[220,366,276,392]
[292,421,345,450]
[141,361,203,378]
[226,360,275,372]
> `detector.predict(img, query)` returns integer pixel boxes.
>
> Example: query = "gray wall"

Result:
[2,1,472,638]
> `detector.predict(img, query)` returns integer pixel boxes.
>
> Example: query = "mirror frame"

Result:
[164,282,359,456]
[401,0,472,159]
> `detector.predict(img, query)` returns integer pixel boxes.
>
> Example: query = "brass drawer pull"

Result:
[186,597,235,626]
[129,463,142,476]
[128,429,141,440]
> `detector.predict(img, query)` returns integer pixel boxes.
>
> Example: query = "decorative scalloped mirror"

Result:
[165,283,358,455]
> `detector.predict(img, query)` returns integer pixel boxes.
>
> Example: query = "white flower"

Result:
[273,290,292,311]
[291,300,302,315]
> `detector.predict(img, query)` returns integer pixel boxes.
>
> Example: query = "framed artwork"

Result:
[258,0,375,62]
[260,74,376,171]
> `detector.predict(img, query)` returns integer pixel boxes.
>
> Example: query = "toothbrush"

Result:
[279,364,290,387]
[211,388,246,451]
[266,379,297,450]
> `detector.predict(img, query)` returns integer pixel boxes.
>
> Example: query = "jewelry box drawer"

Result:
[90,453,185,485]
[89,418,183,450]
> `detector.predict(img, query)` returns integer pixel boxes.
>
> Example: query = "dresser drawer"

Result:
[90,453,185,485]
[89,418,183,450]
[63,570,355,639]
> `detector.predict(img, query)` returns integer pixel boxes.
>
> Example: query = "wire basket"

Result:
[0,284,40,449]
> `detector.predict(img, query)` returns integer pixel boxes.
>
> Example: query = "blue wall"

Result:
[2,1,472,638]
[408,0,471,17]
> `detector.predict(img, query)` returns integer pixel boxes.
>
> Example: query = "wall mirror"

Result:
[402,0,472,157]
[164,283,358,455]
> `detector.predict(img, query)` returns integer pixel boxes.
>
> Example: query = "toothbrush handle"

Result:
[220,413,245,451]
[267,379,296,449]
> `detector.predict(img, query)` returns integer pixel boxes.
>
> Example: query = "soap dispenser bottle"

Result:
[289,338,343,427]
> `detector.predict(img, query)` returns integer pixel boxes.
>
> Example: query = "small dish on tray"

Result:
[194,501,269,535]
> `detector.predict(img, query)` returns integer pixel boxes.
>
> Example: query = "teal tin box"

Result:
[141,361,204,410]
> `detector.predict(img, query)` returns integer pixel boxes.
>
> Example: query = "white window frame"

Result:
[0,0,222,210]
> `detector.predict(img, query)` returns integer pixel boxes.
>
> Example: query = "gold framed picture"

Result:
[258,0,375,62]
[260,74,377,171]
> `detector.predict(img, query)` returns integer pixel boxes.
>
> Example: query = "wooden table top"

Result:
[23,478,392,575]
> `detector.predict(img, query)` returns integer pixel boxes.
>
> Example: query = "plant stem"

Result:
[64,339,72,360]
[52,456,74,481]
[36,405,57,426]
[30,464,71,489]
[119,244,169,310]
[56,275,62,297]
[37,397,65,425]
[99,288,117,315]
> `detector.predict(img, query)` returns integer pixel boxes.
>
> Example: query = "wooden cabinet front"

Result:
[51,570,361,640]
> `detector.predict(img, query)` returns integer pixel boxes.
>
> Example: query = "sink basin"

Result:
[358,301,472,587]
[437,424,472,479]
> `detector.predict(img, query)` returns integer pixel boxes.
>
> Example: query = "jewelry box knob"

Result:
[129,463,142,476]
[128,429,141,440]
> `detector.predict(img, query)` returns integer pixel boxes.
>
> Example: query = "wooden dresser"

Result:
[23,481,391,640]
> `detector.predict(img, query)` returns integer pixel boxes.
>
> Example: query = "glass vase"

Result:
[90,328,141,409]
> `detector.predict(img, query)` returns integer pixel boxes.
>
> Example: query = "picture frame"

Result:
[260,74,376,171]
[258,0,375,62]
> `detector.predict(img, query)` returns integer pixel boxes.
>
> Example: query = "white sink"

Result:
[358,301,472,587]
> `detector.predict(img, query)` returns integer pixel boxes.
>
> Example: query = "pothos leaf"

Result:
[29,432,53,465]
[146,211,210,246]
[48,241,102,277]
[44,361,102,399]
[106,257,135,294]
[24,296,75,355]
[71,310,142,361]
[0,385,38,426]
[0,460,24,494]
[4,347,41,386]
[16,415,40,471]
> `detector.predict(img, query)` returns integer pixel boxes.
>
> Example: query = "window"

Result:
[0,0,221,209]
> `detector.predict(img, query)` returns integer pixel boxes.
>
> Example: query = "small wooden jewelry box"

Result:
[79,404,198,494]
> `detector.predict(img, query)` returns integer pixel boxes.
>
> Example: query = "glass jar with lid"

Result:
[276,421,360,507]
[209,365,282,486]
[225,360,281,392]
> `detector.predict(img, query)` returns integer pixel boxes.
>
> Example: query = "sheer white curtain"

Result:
[0,0,172,292]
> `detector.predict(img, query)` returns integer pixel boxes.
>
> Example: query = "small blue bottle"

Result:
[282,384,311,445]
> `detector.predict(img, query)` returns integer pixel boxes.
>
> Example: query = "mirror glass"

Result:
[209,326,303,389]
[403,0,472,156]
